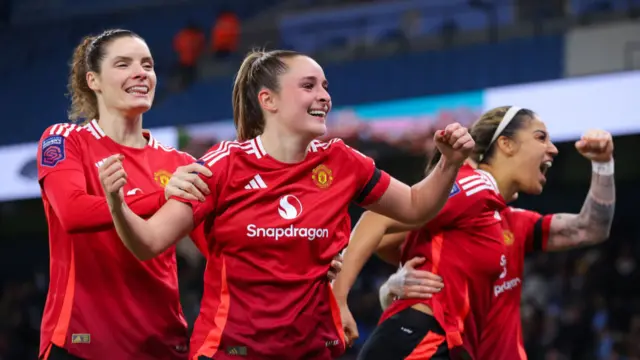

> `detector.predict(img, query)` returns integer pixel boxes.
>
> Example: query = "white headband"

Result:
[478,106,522,162]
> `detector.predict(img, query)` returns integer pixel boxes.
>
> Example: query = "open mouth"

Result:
[307,105,329,118]
[539,160,553,176]
[125,85,149,95]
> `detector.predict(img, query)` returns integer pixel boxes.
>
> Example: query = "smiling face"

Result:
[262,55,332,138]
[87,36,156,117]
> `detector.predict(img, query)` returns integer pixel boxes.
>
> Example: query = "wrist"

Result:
[436,156,462,174]
[592,158,614,176]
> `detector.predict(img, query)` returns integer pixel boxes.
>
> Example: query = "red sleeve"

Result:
[188,224,209,258]
[170,142,228,227]
[515,209,553,253]
[337,141,391,206]
[38,126,166,233]
[424,169,501,233]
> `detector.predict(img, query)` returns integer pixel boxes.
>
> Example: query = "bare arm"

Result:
[376,232,408,265]
[367,157,459,225]
[111,199,195,260]
[332,212,417,303]
[547,169,615,251]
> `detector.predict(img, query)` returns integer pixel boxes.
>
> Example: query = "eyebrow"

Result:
[113,56,154,63]
[534,129,548,138]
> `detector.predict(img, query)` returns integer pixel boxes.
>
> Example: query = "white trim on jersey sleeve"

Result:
[86,120,106,139]
[457,171,499,197]
[200,139,263,167]
[49,123,84,138]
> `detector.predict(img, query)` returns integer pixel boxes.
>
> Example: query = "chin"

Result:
[307,123,327,138]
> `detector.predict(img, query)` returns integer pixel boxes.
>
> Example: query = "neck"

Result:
[478,162,518,203]
[96,109,146,148]
[259,127,311,164]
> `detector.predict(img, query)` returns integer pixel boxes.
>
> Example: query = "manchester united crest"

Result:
[154,170,172,188]
[503,230,515,246]
[312,164,333,189]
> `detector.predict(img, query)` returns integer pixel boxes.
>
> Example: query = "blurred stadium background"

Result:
[1,0,640,359]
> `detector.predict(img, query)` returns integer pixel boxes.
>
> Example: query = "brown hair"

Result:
[67,29,142,123]
[425,106,535,174]
[232,49,302,141]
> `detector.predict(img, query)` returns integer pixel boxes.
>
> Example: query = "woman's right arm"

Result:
[110,199,196,260]
[102,155,216,261]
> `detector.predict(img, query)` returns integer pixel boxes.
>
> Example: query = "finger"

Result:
[410,270,443,282]
[434,130,446,143]
[404,257,426,269]
[192,176,211,195]
[108,178,127,193]
[183,182,206,202]
[100,162,124,179]
[185,163,213,177]
[105,169,127,186]
[444,122,461,135]
[171,178,206,201]
[453,134,473,150]
[331,260,343,272]
[327,271,337,281]
[101,154,124,168]
[448,127,467,144]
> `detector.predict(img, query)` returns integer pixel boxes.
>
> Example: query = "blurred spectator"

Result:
[173,22,205,89]
[210,9,240,59]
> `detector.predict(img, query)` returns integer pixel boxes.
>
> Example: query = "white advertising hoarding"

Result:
[0,126,177,202]
[484,71,640,142]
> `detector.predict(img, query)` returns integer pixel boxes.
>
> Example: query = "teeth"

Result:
[308,110,326,117]
[543,161,553,168]
[126,86,149,94]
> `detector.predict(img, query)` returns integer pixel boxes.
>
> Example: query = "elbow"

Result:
[60,217,93,234]
[127,241,164,261]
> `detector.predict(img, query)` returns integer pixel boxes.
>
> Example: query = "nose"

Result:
[548,141,559,156]
[131,63,148,80]
[318,87,331,104]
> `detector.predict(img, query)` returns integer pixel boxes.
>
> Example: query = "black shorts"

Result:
[357,307,449,360]
[43,345,85,360]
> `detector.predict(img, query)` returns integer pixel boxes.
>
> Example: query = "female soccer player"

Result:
[38,29,220,360]
[375,141,615,358]
[346,106,615,360]
[99,49,474,360]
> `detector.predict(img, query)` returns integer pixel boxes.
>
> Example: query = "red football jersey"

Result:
[379,165,507,359]
[478,207,552,360]
[37,120,201,360]
[172,136,391,360]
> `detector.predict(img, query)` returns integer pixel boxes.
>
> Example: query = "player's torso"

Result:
[196,147,356,359]
[382,168,507,355]
[44,123,191,359]
[479,210,530,360]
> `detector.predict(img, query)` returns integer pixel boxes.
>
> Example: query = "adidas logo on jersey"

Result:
[244,174,267,189]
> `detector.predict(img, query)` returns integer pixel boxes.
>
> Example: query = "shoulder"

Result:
[146,134,196,164]
[453,167,500,198]
[199,138,263,168]
[40,121,109,144]
[309,138,372,161]
[503,206,542,224]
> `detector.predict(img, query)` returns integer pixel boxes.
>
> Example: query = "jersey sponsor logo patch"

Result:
[494,277,522,297]
[40,135,66,167]
[449,183,460,197]
[278,195,303,220]
[154,170,172,188]
[312,164,333,189]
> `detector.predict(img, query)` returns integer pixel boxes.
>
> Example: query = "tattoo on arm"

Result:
[549,173,615,250]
